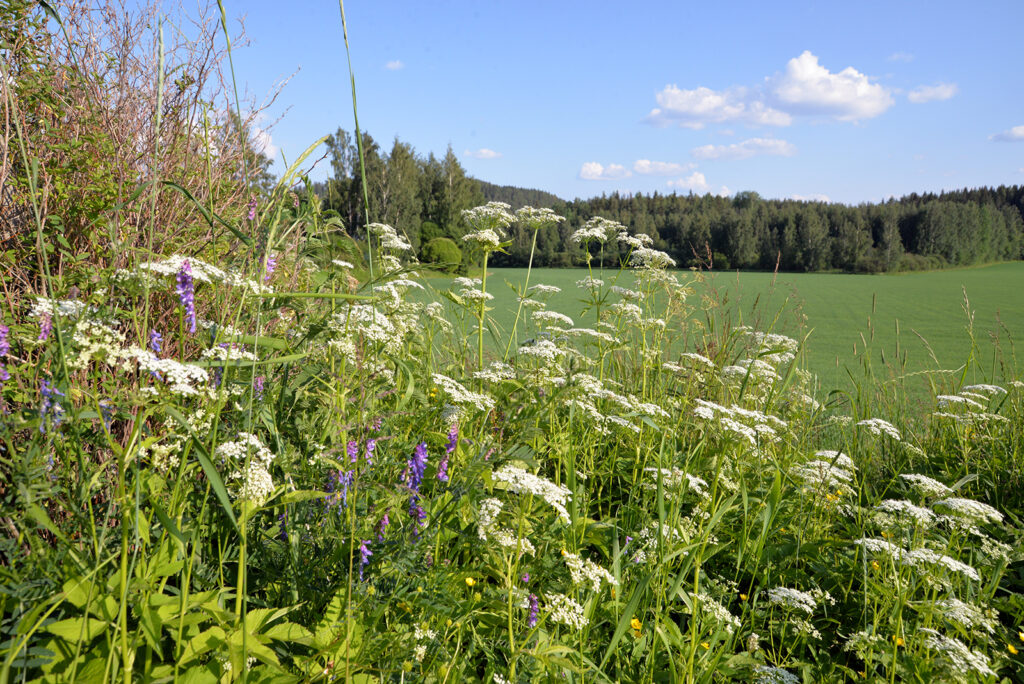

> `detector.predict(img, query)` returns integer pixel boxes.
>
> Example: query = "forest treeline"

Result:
[314,128,1024,273]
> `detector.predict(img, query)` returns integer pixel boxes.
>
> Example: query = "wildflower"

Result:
[740,593,748,601]
[347,440,359,464]
[437,455,449,483]
[631,617,642,637]
[254,375,264,401]
[404,443,428,495]
[527,593,539,627]
[365,438,377,464]
[39,380,65,433]
[933,497,1004,524]
[755,666,800,684]
[894,636,905,647]
[521,573,530,583]
[919,628,996,677]
[0,323,9,387]
[247,196,257,221]
[900,473,953,498]
[570,217,624,245]
[562,550,618,592]
[492,464,572,523]
[516,206,565,231]
[767,586,816,615]
[38,313,53,341]
[175,259,197,334]
[465,577,476,587]
[376,513,389,541]
[856,417,901,441]
[700,642,710,650]
[358,540,372,581]
[1009,644,1018,655]
[264,253,277,282]
[149,328,163,354]
[546,593,588,629]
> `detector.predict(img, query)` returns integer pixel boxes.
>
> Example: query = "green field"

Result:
[426,262,1024,402]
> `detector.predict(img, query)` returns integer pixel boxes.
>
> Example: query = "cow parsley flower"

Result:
[492,464,572,523]
[767,587,817,615]
[546,593,588,629]
[933,498,1003,525]
[857,418,902,440]
[900,473,953,498]
[918,628,996,678]
[562,550,618,592]
[516,206,565,231]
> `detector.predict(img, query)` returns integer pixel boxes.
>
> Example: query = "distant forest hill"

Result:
[311,128,1024,273]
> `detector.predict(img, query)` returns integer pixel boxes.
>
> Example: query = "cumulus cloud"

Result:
[252,126,278,160]
[385,60,404,70]
[633,159,695,175]
[579,162,632,180]
[768,51,893,120]
[464,148,502,159]
[790,193,831,203]
[908,82,958,103]
[691,137,796,161]
[647,51,893,129]
[887,52,914,63]
[646,85,791,129]
[666,172,729,196]
[989,125,1024,142]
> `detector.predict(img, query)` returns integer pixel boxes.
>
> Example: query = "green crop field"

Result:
[423,262,1024,404]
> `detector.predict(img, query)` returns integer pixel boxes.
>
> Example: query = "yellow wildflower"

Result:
[465,577,476,587]
[1008,644,1018,655]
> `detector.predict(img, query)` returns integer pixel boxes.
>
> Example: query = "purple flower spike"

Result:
[254,375,265,401]
[527,594,539,627]
[247,196,257,221]
[39,380,65,433]
[347,440,359,464]
[376,513,389,542]
[0,323,9,387]
[404,442,428,495]
[149,329,163,354]
[38,313,52,342]
[365,438,376,465]
[264,253,277,283]
[521,573,530,584]
[358,540,373,581]
[175,259,196,334]
[446,423,459,454]
[437,455,449,483]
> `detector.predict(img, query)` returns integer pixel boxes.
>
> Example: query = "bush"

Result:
[421,236,462,272]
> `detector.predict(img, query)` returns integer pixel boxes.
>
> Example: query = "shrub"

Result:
[422,236,462,272]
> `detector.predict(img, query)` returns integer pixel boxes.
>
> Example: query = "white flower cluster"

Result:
[331,259,355,269]
[367,223,412,252]
[686,591,741,634]
[856,417,902,440]
[918,628,996,678]
[233,461,275,506]
[529,283,561,295]
[66,317,126,369]
[462,229,504,250]
[855,538,980,582]
[745,330,799,365]
[900,473,953,498]
[933,498,1003,524]
[200,345,258,362]
[615,231,653,249]
[610,285,643,300]
[545,593,588,629]
[873,499,936,527]
[120,347,210,396]
[575,276,604,290]
[564,327,619,345]
[562,550,618,592]
[491,464,572,524]
[692,399,786,446]
[129,255,272,294]
[532,310,574,328]
[215,432,275,467]
[431,373,495,413]
[475,497,535,555]
[570,217,624,244]
[473,361,516,383]
[793,452,857,496]
[463,202,515,231]
[518,339,565,364]
[936,597,998,633]
[960,383,1007,396]
[628,247,676,269]
[516,206,565,230]
[30,297,88,320]
[642,468,708,498]
[767,586,817,615]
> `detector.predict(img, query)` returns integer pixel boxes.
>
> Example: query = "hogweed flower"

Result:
[176,260,196,334]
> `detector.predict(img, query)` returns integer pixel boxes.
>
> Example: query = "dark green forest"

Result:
[314,128,1024,273]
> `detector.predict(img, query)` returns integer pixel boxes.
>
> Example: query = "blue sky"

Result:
[228,0,1024,205]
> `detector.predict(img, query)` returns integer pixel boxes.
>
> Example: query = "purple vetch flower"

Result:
[0,323,9,387]
[376,512,390,542]
[624,536,633,551]
[39,380,65,433]
[409,501,427,535]
[247,196,257,221]
[38,313,52,342]
[446,423,459,454]
[278,512,288,542]
[98,400,114,431]
[521,573,530,584]
[347,440,359,464]
[358,540,372,581]
[264,253,277,283]
[175,260,196,334]
[527,594,539,627]
[254,375,265,401]
[436,456,449,483]
[403,442,428,495]
[149,328,163,354]
[372,417,382,431]
[364,438,377,465]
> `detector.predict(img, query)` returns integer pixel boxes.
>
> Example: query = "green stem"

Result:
[503,230,539,362]
[478,251,489,372]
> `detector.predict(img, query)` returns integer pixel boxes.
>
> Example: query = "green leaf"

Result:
[164,407,238,531]
[46,616,108,643]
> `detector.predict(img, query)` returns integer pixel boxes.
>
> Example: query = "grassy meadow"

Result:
[4,3,1024,683]
[435,262,1024,409]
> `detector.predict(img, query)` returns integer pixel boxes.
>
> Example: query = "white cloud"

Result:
[790,193,831,203]
[385,60,404,70]
[579,162,631,180]
[646,85,791,129]
[647,51,892,129]
[464,148,502,159]
[990,125,1024,142]
[887,52,914,63]
[633,159,694,175]
[769,51,893,121]
[908,82,958,103]
[666,172,729,196]
[252,127,278,160]
[691,137,796,161]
